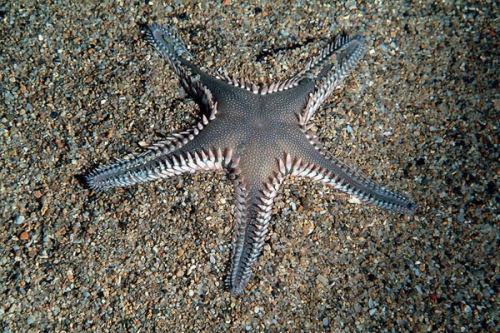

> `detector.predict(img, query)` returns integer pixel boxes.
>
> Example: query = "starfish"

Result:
[86,23,415,294]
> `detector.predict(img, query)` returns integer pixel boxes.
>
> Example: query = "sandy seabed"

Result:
[1,1,498,332]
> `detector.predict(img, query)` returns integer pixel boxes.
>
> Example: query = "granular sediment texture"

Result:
[1,1,498,332]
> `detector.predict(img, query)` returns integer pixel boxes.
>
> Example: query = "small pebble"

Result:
[346,0,356,10]
[302,224,314,236]
[27,315,36,325]
[317,275,329,286]
[14,215,25,225]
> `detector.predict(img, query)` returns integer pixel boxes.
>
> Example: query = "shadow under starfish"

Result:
[85,22,416,294]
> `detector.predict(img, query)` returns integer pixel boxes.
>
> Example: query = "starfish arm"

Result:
[85,100,219,191]
[295,34,359,80]
[301,35,366,125]
[147,24,221,110]
[293,154,416,214]
[146,24,194,77]
[290,144,415,214]
[86,146,234,191]
[149,25,223,119]
[227,167,287,294]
